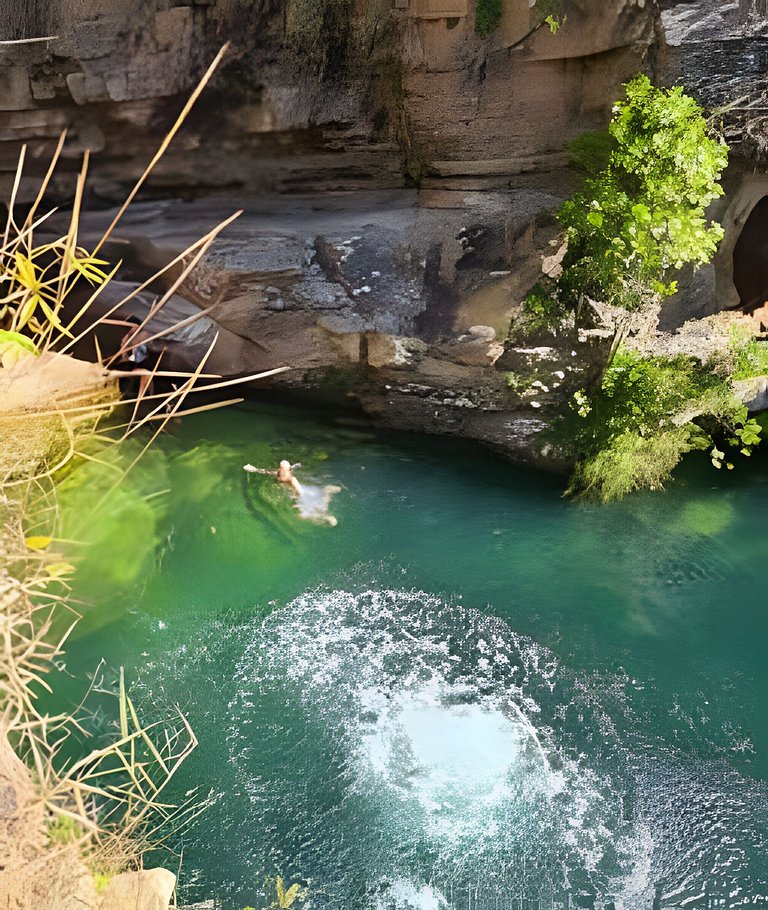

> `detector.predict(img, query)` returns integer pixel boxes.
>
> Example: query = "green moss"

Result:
[93,872,112,894]
[567,425,692,502]
[567,130,616,175]
[730,334,768,380]
[503,371,524,391]
[475,0,502,36]
[515,281,568,337]
[47,814,84,846]
[672,499,734,537]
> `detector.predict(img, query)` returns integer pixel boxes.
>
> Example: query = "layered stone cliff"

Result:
[2,0,767,465]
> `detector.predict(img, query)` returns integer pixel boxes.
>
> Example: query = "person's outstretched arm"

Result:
[244,464,276,475]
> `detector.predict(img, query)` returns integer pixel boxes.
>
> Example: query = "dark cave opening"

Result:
[733,194,768,314]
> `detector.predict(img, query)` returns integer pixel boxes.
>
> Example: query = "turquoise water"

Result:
[52,402,768,909]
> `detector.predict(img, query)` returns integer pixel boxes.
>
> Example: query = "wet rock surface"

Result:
[67,188,593,469]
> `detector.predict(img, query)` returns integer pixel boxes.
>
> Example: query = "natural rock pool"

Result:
[51,402,768,909]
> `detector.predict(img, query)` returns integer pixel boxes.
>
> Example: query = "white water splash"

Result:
[230,587,632,903]
[355,679,553,842]
[372,879,451,910]
[295,483,341,526]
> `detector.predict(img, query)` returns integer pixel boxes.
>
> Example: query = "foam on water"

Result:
[295,483,341,526]
[371,878,451,910]
[228,587,636,906]
[124,577,768,908]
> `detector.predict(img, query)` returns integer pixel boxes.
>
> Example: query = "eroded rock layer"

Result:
[2,1,767,464]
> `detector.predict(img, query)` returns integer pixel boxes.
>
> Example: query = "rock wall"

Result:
[659,0,768,156]
[0,0,401,201]
[0,0,658,199]
[400,0,654,187]
[653,1,768,324]
[3,0,768,465]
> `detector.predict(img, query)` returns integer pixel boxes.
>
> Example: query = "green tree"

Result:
[558,74,728,310]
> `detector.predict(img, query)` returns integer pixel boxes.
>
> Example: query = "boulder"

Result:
[98,869,176,910]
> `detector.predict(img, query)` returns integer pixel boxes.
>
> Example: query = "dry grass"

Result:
[0,42,285,901]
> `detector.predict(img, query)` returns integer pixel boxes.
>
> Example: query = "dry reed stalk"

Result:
[0,40,284,885]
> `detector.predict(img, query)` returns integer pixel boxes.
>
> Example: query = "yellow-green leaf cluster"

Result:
[0,240,110,347]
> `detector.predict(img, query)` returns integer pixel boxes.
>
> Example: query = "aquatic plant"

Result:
[271,875,308,909]
[241,875,308,910]
[557,74,728,310]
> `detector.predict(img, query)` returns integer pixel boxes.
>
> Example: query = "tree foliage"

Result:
[558,74,728,310]
[565,348,762,501]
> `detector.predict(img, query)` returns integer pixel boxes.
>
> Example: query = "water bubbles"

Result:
[371,879,450,910]
[229,588,629,905]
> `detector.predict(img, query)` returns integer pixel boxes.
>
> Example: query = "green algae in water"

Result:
[672,497,735,537]
[55,413,345,630]
[56,443,170,601]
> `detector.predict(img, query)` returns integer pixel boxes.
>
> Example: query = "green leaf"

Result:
[45,561,75,578]
[0,330,37,353]
[70,253,110,285]
[37,297,73,338]
[14,295,39,331]
[631,203,652,223]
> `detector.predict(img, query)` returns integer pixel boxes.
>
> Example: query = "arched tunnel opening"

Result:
[733,195,768,327]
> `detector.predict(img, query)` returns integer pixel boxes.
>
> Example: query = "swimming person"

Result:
[244,460,303,494]
[243,460,340,525]
[276,460,303,494]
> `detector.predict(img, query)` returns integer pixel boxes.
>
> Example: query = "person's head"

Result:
[279,460,291,470]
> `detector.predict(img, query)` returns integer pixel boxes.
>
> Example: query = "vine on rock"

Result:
[565,349,762,502]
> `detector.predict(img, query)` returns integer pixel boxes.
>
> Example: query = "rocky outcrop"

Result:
[0,727,95,910]
[0,0,402,202]
[69,189,608,470]
[400,0,654,187]
[98,869,177,910]
[3,0,768,468]
[0,351,118,479]
[0,0,658,201]
[0,726,177,910]
[651,2,768,326]
[658,0,768,156]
